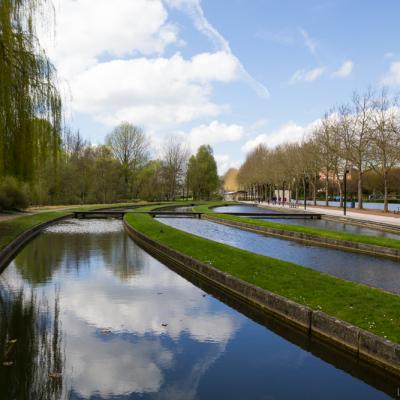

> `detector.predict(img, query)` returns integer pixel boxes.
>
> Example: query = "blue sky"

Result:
[42,0,400,173]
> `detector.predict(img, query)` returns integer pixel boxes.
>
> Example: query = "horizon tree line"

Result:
[236,88,400,212]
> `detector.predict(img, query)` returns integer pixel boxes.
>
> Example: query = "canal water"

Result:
[158,217,400,294]
[0,218,397,399]
[213,205,400,239]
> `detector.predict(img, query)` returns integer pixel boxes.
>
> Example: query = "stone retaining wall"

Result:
[204,214,400,260]
[124,218,400,375]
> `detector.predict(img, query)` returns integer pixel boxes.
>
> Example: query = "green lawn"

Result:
[194,203,400,251]
[125,211,400,343]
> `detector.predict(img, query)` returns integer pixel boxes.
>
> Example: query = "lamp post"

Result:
[343,169,349,216]
[303,175,307,211]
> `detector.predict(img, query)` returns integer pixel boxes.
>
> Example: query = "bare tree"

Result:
[106,122,149,198]
[339,90,374,208]
[161,136,189,200]
[369,89,400,212]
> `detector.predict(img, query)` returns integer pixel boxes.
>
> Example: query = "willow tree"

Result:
[0,0,62,182]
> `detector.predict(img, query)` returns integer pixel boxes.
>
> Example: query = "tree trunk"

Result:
[313,176,317,206]
[383,170,388,213]
[357,170,363,209]
[325,168,329,206]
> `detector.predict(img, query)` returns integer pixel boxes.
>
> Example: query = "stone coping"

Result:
[124,218,400,376]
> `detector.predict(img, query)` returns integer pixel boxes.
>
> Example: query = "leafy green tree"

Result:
[91,145,121,203]
[186,145,219,200]
[136,160,164,201]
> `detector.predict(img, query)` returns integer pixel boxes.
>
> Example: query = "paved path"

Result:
[243,201,400,227]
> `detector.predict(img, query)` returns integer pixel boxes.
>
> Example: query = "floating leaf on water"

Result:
[101,329,112,335]
[161,323,168,327]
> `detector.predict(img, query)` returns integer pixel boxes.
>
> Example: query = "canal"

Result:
[0,218,398,399]
[158,216,400,294]
[213,205,400,239]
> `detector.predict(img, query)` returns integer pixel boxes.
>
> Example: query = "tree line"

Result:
[237,88,400,212]
[55,123,219,204]
[1,120,220,209]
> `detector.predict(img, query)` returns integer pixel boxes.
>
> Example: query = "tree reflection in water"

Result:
[0,286,64,400]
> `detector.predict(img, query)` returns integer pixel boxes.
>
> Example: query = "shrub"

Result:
[0,176,30,211]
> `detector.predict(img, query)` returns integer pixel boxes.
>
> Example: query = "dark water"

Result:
[214,205,400,239]
[0,219,397,399]
[158,217,400,294]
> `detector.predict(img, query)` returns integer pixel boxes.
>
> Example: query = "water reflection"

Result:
[0,287,63,399]
[0,219,395,399]
[214,205,400,239]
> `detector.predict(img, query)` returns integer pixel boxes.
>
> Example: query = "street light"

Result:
[303,175,308,211]
[343,169,349,216]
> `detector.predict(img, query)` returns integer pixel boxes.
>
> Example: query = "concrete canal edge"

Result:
[203,214,400,260]
[124,219,400,376]
[0,214,71,272]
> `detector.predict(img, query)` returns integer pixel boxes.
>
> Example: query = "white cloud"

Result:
[289,67,325,84]
[382,61,400,86]
[241,120,320,153]
[40,0,268,138]
[299,28,317,55]
[332,60,353,78]
[42,0,177,79]
[165,0,269,99]
[69,52,239,128]
[186,120,244,150]
[384,52,395,59]
[215,154,240,175]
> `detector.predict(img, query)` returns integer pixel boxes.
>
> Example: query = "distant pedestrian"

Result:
[278,196,281,205]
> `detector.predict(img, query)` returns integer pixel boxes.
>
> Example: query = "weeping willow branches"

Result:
[0,0,62,182]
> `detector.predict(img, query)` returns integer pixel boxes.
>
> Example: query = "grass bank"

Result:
[194,203,400,251]
[125,211,400,343]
